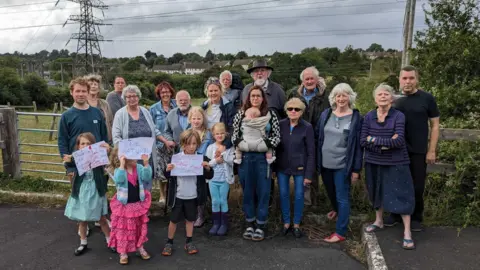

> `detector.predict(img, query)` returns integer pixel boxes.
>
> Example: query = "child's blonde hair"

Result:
[188,106,208,129]
[211,122,227,143]
[75,132,96,150]
[179,129,201,148]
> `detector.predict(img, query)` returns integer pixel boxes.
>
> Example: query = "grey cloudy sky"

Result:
[0,0,428,57]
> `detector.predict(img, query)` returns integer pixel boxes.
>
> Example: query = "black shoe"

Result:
[74,244,88,256]
[411,220,424,232]
[281,226,290,236]
[384,215,400,227]
[292,228,302,238]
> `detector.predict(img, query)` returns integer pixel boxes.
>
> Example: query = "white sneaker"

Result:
[233,159,242,164]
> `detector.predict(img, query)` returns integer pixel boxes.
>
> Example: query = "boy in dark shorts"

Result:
[162,129,214,256]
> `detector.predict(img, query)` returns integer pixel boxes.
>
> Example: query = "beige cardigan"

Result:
[95,99,114,142]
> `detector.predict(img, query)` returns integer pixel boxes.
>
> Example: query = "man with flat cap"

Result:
[241,59,286,118]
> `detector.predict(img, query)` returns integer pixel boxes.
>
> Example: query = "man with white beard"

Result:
[241,59,286,118]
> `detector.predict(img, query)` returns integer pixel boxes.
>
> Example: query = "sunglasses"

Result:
[287,107,302,112]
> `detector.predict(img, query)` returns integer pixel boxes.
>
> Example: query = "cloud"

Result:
[0,0,429,57]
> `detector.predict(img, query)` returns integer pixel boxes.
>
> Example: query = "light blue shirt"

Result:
[303,87,318,104]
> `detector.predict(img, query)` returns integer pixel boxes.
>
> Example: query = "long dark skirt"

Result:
[365,163,415,215]
[154,145,174,183]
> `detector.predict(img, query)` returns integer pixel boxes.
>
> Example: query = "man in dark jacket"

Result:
[287,66,330,207]
[241,59,286,119]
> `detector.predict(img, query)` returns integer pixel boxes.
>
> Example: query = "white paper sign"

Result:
[72,141,109,176]
[170,153,203,176]
[118,137,154,160]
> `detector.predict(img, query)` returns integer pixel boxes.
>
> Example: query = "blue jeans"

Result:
[277,172,304,225]
[239,152,271,224]
[209,181,230,212]
[321,167,350,236]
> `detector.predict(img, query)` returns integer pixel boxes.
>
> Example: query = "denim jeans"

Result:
[277,172,304,225]
[321,167,350,236]
[239,152,271,224]
[209,181,230,212]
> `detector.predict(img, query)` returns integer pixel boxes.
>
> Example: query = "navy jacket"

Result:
[316,108,363,175]
[202,96,235,148]
[275,119,315,179]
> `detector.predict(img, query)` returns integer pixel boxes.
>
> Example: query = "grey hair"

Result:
[284,97,306,112]
[373,83,395,98]
[328,83,357,109]
[121,85,142,100]
[300,66,320,81]
[219,70,232,92]
[250,69,272,79]
[176,90,191,100]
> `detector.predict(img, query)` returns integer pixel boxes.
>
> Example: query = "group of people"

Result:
[57,59,440,264]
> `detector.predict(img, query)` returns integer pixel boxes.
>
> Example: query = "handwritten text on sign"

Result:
[72,141,109,176]
[170,154,203,176]
[118,137,154,160]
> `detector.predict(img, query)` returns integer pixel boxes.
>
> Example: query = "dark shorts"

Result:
[170,198,197,223]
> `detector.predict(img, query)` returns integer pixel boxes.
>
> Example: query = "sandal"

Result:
[162,243,173,256]
[243,226,255,240]
[324,233,346,243]
[252,228,265,241]
[364,224,384,233]
[402,238,416,250]
[137,247,151,260]
[119,254,128,265]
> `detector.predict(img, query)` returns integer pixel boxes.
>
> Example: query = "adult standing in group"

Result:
[86,74,114,143]
[111,85,158,191]
[232,86,281,241]
[106,76,126,117]
[202,77,236,135]
[241,59,286,119]
[149,81,177,204]
[219,70,244,111]
[276,98,315,238]
[317,83,363,243]
[288,66,330,207]
[388,65,440,231]
[361,83,415,250]
[157,90,192,153]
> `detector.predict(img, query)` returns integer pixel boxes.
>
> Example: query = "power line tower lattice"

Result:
[66,0,112,76]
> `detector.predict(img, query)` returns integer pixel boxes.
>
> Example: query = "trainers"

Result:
[162,243,173,256]
[184,242,198,255]
[384,215,400,227]
[411,220,424,232]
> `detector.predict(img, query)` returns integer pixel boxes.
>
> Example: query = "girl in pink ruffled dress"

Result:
[108,148,152,265]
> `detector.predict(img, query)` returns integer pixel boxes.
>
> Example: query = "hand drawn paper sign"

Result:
[72,141,109,176]
[170,153,203,176]
[118,137,155,159]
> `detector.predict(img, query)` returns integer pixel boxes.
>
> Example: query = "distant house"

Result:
[232,59,253,71]
[184,62,210,75]
[151,64,183,74]
[212,60,230,67]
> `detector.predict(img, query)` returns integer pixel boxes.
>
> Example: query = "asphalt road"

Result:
[0,205,364,270]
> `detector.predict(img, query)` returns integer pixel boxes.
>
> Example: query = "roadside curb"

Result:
[362,224,388,270]
[0,189,66,199]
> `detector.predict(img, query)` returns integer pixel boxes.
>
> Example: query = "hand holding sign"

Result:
[72,141,109,176]
[118,137,154,160]
[170,153,203,176]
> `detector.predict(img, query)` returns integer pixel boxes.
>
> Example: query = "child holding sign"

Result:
[205,123,235,236]
[108,148,152,265]
[63,132,112,256]
[162,129,213,256]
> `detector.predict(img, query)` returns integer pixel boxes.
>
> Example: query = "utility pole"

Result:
[402,0,416,67]
[60,62,64,87]
[65,0,112,76]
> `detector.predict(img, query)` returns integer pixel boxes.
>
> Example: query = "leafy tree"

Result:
[168,53,185,64]
[412,0,480,120]
[144,50,157,60]
[366,43,384,52]
[122,59,141,72]
[23,73,51,107]
[0,67,31,105]
[205,50,215,62]
[235,51,248,59]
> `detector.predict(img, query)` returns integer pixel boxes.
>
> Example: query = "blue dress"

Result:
[64,170,108,222]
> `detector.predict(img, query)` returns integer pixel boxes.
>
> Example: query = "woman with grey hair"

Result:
[112,85,159,191]
[317,83,363,243]
[361,83,415,250]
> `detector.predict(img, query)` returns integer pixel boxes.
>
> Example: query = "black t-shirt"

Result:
[393,90,440,154]
[127,180,140,203]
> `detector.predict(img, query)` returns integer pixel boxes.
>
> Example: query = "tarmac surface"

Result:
[375,225,480,270]
[0,205,365,270]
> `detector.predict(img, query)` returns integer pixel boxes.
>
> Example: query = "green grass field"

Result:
[0,98,205,182]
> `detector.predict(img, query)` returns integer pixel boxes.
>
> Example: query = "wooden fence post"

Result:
[60,102,64,113]
[48,103,59,141]
[0,108,21,178]
[32,101,39,123]
[7,102,11,107]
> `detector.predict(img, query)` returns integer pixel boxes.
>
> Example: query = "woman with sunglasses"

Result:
[317,83,363,243]
[275,98,315,238]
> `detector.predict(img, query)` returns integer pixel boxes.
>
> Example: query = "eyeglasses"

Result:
[287,107,302,112]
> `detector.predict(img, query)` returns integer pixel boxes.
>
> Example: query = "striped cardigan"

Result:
[113,164,152,205]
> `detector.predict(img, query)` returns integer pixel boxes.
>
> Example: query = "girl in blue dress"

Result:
[63,132,113,256]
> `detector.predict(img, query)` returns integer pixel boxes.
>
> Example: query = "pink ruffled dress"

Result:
[108,168,151,254]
